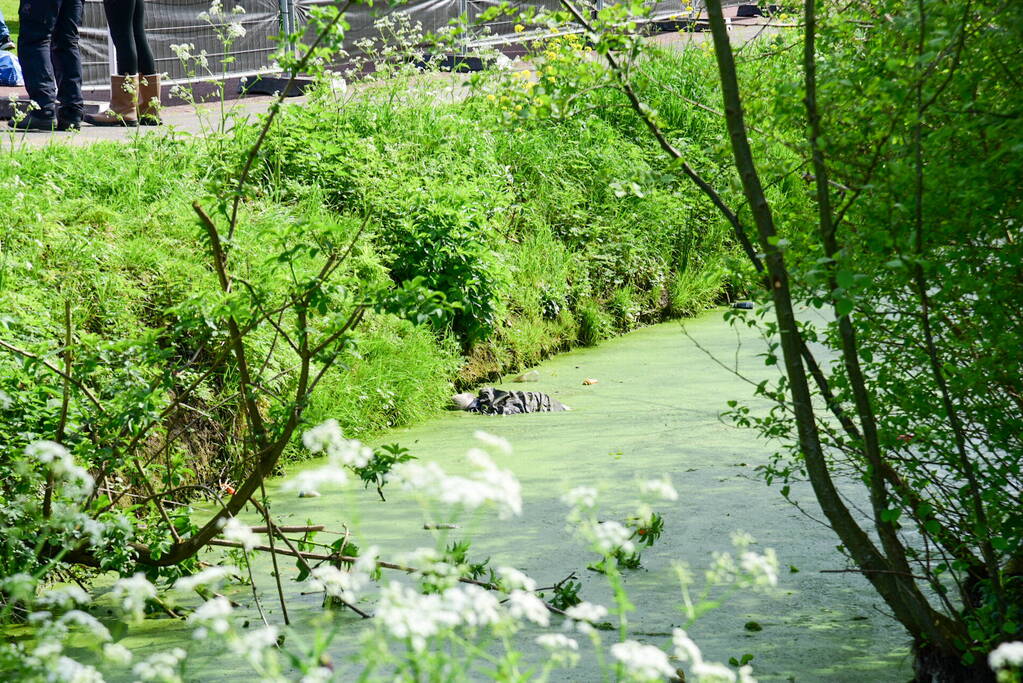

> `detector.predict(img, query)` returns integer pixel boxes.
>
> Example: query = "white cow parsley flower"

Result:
[610,640,675,680]
[639,476,678,501]
[497,566,537,592]
[507,590,549,626]
[219,516,258,551]
[188,596,233,639]
[174,565,238,593]
[990,641,1023,671]
[111,574,156,623]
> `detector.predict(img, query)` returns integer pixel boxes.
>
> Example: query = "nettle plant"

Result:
[1,429,780,682]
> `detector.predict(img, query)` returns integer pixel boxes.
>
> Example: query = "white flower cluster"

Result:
[13,600,127,682]
[111,573,157,623]
[535,633,580,666]
[390,441,522,519]
[401,547,461,591]
[169,43,209,69]
[472,430,512,456]
[673,629,756,683]
[302,419,373,467]
[563,601,608,634]
[497,566,537,592]
[374,559,550,652]
[52,657,104,683]
[639,477,678,501]
[218,516,259,551]
[225,21,246,39]
[507,589,550,627]
[375,581,484,651]
[283,420,378,496]
[705,534,778,589]
[990,641,1023,671]
[228,625,279,669]
[739,548,779,588]
[188,596,233,640]
[27,441,93,500]
[562,485,598,510]
[132,647,187,682]
[308,547,379,603]
[37,584,91,610]
[174,565,238,593]
[610,639,675,681]
[589,520,635,555]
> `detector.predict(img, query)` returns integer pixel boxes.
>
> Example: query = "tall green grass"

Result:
[0,53,742,460]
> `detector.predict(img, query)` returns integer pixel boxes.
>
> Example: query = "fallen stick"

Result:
[250,524,325,534]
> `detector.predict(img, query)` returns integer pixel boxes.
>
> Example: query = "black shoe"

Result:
[56,116,82,131]
[57,108,83,131]
[9,113,57,131]
[0,38,14,51]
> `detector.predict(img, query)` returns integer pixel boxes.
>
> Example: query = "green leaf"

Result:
[835,297,854,318]
[880,508,902,523]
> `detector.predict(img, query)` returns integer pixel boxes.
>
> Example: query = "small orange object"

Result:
[222,483,236,495]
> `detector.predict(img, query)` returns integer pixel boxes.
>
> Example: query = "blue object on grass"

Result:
[0,52,23,86]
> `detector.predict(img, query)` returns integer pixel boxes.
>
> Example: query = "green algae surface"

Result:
[99,311,912,681]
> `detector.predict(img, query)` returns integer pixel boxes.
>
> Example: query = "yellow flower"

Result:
[514,24,525,32]
[487,94,496,101]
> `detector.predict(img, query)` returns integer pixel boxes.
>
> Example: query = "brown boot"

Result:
[138,74,162,126]
[84,75,139,127]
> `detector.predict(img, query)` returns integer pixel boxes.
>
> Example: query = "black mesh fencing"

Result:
[80,0,714,88]
[81,0,282,87]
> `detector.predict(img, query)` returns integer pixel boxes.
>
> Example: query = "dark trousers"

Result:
[18,0,84,119]
[103,0,156,75]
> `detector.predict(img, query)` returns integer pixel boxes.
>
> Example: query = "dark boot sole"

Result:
[83,117,139,127]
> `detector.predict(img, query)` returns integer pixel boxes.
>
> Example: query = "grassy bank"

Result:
[0,51,741,473]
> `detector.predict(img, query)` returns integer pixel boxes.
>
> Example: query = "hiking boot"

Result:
[84,75,138,127]
[137,73,162,126]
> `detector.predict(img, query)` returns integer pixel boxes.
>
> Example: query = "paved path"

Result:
[1,18,785,148]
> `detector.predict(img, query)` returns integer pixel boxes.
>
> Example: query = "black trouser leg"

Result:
[103,0,154,75]
[19,0,61,117]
[133,0,155,75]
[53,0,83,120]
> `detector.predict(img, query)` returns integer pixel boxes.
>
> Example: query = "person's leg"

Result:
[17,0,60,120]
[132,0,156,76]
[85,0,138,125]
[52,0,83,126]
[103,0,137,75]
[0,8,13,46]
[134,0,161,125]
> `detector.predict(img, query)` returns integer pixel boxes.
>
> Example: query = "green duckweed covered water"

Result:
[103,311,911,681]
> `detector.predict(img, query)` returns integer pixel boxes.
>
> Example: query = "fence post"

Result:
[279,0,295,56]
[458,0,469,54]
